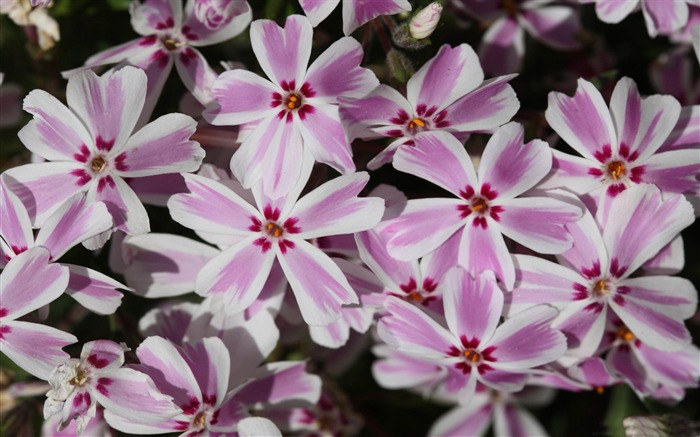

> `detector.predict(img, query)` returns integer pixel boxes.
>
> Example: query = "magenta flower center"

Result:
[392,277,438,306]
[471,197,489,215]
[592,279,611,296]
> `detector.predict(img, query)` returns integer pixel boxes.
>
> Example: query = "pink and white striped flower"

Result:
[378,267,567,404]
[541,77,699,208]
[3,67,204,245]
[340,43,519,169]
[104,336,319,435]
[167,163,384,325]
[0,247,77,380]
[428,386,553,437]
[1,180,125,314]
[581,0,694,37]
[204,15,379,197]
[43,340,181,434]
[298,0,411,35]
[380,124,581,289]
[509,184,697,360]
[454,0,582,75]
[602,318,699,402]
[66,0,252,120]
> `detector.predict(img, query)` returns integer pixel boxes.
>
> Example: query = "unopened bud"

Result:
[409,2,442,40]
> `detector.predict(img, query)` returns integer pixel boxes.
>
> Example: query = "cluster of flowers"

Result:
[0,0,698,435]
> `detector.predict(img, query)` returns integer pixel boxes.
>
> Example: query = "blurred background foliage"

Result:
[1,1,698,436]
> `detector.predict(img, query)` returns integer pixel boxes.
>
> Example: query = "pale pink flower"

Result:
[3,67,204,247]
[380,124,581,289]
[204,14,379,197]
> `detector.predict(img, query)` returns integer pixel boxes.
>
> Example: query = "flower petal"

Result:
[642,0,689,37]
[87,175,149,236]
[0,247,68,319]
[338,84,412,141]
[493,403,548,437]
[237,417,282,437]
[608,77,681,162]
[169,173,259,236]
[498,196,580,254]
[0,320,76,380]
[479,16,524,75]
[459,219,515,290]
[518,6,582,50]
[658,106,700,153]
[135,336,202,409]
[297,103,355,174]
[93,367,181,425]
[123,233,219,298]
[377,296,456,359]
[195,237,276,314]
[372,345,447,390]
[129,0,183,35]
[305,36,379,102]
[488,305,566,369]
[299,0,340,26]
[66,67,146,150]
[204,69,278,125]
[115,113,203,177]
[443,75,519,133]
[292,172,383,239]
[182,0,252,46]
[642,149,700,195]
[537,149,602,194]
[443,268,504,346]
[510,255,586,314]
[393,130,476,197]
[18,89,93,161]
[602,184,694,276]
[478,122,552,199]
[0,178,33,262]
[356,230,420,292]
[277,239,358,325]
[64,265,125,315]
[179,337,230,408]
[428,399,493,437]
[552,300,607,359]
[407,44,484,111]
[250,15,312,86]
[234,361,321,407]
[594,0,638,24]
[3,162,87,226]
[35,194,112,260]
[556,208,609,278]
[545,78,617,161]
[341,0,411,35]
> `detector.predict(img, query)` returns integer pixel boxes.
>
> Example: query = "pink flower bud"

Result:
[409,2,442,40]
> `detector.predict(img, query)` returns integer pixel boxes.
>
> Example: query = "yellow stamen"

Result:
[616,326,635,342]
[91,156,107,173]
[593,280,608,295]
[408,291,422,302]
[595,386,604,395]
[463,349,480,363]
[70,369,88,386]
[471,198,488,212]
[607,161,625,181]
[193,412,206,429]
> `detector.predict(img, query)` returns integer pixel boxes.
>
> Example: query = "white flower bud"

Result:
[409,2,442,40]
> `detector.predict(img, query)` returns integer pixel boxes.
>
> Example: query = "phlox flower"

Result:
[41,407,112,437]
[340,43,519,169]
[1,181,125,314]
[380,123,581,289]
[3,67,204,247]
[66,0,252,120]
[104,336,319,436]
[601,317,699,402]
[428,386,554,437]
[167,157,384,325]
[454,0,582,75]
[541,77,699,212]
[377,267,567,404]
[0,0,60,50]
[509,184,697,360]
[43,340,180,434]
[0,247,76,380]
[580,0,694,37]
[298,0,411,35]
[204,14,379,197]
